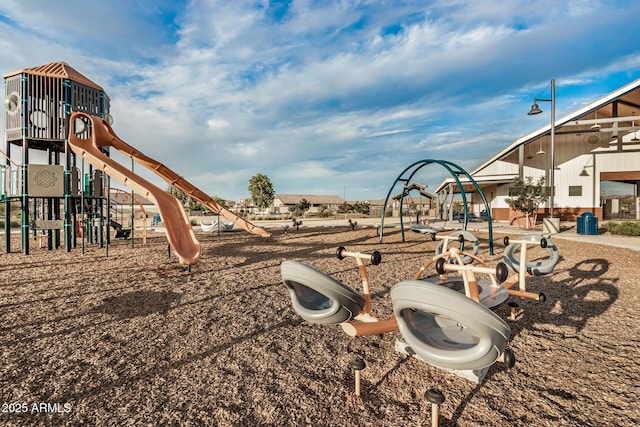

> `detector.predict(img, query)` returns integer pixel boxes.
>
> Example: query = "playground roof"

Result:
[3,61,105,92]
[392,182,436,201]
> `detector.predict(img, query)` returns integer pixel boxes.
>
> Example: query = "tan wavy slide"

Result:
[68,113,204,265]
[69,112,270,237]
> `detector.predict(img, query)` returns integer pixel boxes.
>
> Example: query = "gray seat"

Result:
[391,280,510,371]
[435,230,479,264]
[411,224,445,234]
[419,276,509,309]
[503,234,559,276]
[281,260,365,325]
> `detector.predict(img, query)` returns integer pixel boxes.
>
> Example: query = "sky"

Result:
[1,0,639,201]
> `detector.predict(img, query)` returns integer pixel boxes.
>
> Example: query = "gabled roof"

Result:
[436,77,640,193]
[3,61,104,92]
[392,182,436,200]
[472,77,640,177]
[275,194,346,205]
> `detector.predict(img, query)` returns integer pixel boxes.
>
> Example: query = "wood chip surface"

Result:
[1,226,638,426]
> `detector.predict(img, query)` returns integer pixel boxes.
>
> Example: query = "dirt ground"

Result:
[0,225,638,426]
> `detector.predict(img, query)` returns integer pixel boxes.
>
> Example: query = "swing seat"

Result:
[391,280,510,371]
[281,260,365,325]
[199,219,218,232]
[411,224,445,234]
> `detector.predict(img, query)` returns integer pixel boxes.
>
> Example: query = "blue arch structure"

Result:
[379,159,494,255]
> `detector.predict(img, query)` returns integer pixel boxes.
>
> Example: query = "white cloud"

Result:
[0,0,639,200]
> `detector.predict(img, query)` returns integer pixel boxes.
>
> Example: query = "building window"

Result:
[569,186,582,197]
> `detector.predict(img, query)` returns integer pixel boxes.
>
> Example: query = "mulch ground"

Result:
[0,225,638,426]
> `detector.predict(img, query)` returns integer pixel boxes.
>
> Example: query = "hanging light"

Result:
[528,102,543,115]
[628,113,639,142]
[536,139,545,155]
[526,145,534,160]
[591,109,601,130]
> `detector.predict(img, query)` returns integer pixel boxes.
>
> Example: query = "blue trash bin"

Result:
[576,216,585,234]
[580,212,598,235]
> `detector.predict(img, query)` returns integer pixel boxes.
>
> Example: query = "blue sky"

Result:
[1,0,639,201]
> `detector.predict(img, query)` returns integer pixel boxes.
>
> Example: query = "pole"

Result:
[131,157,134,248]
[550,78,555,218]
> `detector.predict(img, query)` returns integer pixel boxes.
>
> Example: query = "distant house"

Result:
[234,198,257,215]
[273,194,347,215]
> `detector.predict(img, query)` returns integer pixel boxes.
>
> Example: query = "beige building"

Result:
[437,78,640,222]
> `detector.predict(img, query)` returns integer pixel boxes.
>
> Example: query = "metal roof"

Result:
[436,77,640,193]
[3,61,105,92]
[472,77,640,177]
[274,194,346,205]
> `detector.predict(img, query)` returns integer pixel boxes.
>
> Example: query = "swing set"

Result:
[379,159,495,254]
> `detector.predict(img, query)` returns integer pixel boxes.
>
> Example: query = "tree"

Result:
[337,202,352,214]
[352,201,370,215]
[211,195,227,208]
[317,205,331,218]
[166,185,203,211]
[505,176,549,229]
[287,205,302,217]
[248,173,275,211]
[298,198,311,216]
[287,199,311,217]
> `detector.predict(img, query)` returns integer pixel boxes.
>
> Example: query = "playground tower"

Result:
[3,61,111,254]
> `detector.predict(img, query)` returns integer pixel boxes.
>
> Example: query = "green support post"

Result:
[21,163,29,255]
[4,198,10,253]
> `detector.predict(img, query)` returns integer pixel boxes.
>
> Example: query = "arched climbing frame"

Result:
[379,159,494,255]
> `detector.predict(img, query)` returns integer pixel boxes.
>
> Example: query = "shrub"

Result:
[317,205,331,218]
[605,221,640,236]
[248,215,288,221]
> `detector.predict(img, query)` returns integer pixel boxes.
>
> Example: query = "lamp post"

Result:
[528,78,555,218]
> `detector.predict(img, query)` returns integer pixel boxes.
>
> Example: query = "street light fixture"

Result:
[527,78,555,218]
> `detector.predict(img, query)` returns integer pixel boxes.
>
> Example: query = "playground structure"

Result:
[2,61,269,263]
[68,112,270,238]
[280,224,561,423]
[281,245,515,424]
[109,187,153,241]
[411,228,559,322]
[281,243,516,387]
[379,159,495,254]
